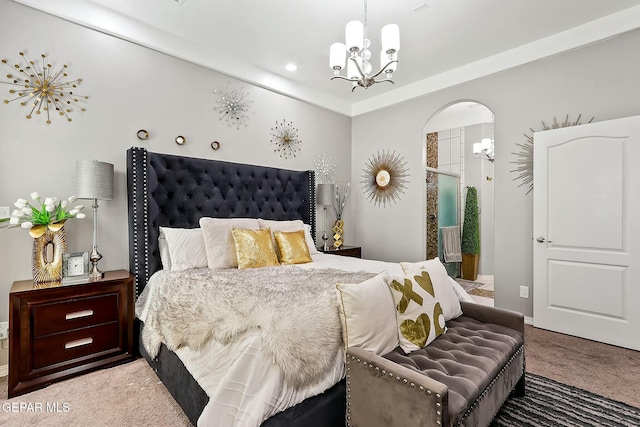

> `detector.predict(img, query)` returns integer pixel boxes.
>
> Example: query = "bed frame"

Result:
[126,147,345,426]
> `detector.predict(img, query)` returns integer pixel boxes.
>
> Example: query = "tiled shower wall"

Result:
[426,129,465,261]
[426,132,438,260]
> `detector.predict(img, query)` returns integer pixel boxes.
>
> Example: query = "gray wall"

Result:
[3,1,640,323]
[351,28,640,317]
[0,2,352,322]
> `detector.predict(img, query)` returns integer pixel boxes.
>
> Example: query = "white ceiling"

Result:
[14,0,640,116]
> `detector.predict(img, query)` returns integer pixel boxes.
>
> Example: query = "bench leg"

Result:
[512,373,526,397]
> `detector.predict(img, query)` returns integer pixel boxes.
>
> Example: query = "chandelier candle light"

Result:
[330,0,399,90]
[76,160,114,280]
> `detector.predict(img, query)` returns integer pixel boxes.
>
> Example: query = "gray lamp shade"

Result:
[317,183,335,206]
[76,160,115,200]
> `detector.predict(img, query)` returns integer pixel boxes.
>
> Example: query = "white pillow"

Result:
[199,218,260,269]
[335,272,399,356]
[448,277,474,303]
[158,227,208,272]
[400,258,463,321]
[158,230,172,271]
[257,219,319,255]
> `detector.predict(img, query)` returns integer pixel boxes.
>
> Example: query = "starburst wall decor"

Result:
[314,154,337,184]
[1,52,87,124]
[213,85,253,129]
[362,150,410,207]
[511,114,593,195]
[270,119,302,159]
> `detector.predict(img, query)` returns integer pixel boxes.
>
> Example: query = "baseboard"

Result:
[0,364,7,378]
[524,316,534,325]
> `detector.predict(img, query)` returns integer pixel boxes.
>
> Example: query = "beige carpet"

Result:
[1,325,638,426]
[524,324,640,408]
[0,359,192,427]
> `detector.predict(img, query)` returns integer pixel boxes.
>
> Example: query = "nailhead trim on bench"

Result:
[345,355,444,426]
[455,344,525,426]
[346,344,524,427]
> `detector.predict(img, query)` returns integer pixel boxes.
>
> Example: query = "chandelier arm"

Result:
[374,78,395,85]
[349,56,367,78]
[331,75,358,82]
[369,60,398,79]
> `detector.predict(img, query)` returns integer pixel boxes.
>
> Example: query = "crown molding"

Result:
[12,1,640,118]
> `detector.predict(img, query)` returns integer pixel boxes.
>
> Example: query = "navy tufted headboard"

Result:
[126,147,316,296]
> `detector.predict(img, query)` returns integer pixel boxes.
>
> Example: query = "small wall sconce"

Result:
[473,137,495,162]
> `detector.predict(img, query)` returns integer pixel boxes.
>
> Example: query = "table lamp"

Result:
[316,183,335,251]
[76,160,114,280]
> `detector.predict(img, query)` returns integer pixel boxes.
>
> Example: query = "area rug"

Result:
[468,288,494,299]
[454,277,484,292]
[491,373,640,426]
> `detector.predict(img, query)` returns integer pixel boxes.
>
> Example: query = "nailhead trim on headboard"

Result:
[127,147,316,297]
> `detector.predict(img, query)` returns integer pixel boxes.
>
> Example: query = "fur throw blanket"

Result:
[142,266,374,388]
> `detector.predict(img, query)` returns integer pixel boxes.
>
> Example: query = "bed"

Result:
[126,147,476,427]
[127,147,361,427]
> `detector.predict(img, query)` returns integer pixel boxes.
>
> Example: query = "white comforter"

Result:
[135,253,472,427]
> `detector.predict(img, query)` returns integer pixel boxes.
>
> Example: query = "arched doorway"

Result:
[423,101,495,301]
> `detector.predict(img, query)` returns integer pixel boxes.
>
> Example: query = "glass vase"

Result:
[32,226,67,286]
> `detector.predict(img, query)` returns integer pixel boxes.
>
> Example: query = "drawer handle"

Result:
[65,309,94,320]
[65,337,93,349]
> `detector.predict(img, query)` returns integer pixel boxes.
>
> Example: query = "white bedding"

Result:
[135,253,472,427]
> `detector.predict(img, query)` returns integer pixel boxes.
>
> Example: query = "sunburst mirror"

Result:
[362,150,410,207]
[511,114,593,195]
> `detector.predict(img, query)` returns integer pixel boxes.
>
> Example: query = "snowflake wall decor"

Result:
[1,52,88,124]
[511,114,593,195]
[213,85,253,129]
[314,154,337,184]
[270,119,302,159]
[362,150,410,207]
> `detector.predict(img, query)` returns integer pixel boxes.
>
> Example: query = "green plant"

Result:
[7,192,85,237]
[461,186,480,255]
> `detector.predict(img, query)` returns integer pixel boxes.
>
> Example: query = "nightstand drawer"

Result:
[33,322,119,369]
[32,293,119,337]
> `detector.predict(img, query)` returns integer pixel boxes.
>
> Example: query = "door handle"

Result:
[536,236,552,243]
[428,214,437,221]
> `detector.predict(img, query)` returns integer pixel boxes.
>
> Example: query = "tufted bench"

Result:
[346,302,525,427]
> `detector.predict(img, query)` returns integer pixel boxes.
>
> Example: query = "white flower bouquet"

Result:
[4,192,86,238]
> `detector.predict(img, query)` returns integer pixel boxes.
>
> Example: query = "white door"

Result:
[533,115,640,351]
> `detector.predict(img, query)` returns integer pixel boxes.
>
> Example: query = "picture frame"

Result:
[62,251,90,285]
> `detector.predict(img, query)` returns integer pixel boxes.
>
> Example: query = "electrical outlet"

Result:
[519,286,529,299]
[0,321,8,340]
[0,206,9,219]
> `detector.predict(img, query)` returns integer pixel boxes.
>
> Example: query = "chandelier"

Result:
[329,0,399,91]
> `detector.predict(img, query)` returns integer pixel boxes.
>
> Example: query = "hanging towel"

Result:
[441,226,462,263]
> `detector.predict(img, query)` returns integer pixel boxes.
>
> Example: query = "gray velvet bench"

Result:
[346,302,525,427]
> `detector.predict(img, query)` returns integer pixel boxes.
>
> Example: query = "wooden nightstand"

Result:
[319,245,362,258]
[8,270,135,398]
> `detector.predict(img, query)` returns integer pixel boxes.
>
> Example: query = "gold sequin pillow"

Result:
[231,228,280,269]
[274,230,312,265]
[387,270,447,353]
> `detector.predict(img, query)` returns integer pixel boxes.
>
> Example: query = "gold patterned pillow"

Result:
[231,228,280,269]
[273,230,312,265]
[388,270,447,353]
